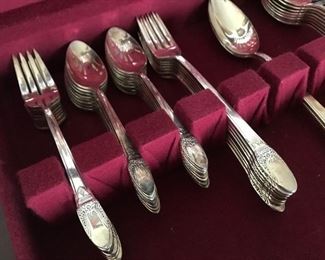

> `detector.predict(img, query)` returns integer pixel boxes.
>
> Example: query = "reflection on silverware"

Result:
[137,12,298,211]
[105,27,210,188]
[12,50,122,260]
[209,0,325,130]
[261,0,325,35]
[65,41,161,213]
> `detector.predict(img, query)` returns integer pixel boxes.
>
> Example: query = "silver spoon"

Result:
[105,27,210,188]
[208,0,272,62]
[209,0,325,130]
[65,40,161,213]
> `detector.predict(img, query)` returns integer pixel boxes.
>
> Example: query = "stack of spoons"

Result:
[105,27,210,188]
[65,40,161,213]
[64,48,107,111]
[262,0,325,34]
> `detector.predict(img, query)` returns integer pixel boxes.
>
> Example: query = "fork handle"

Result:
[176,55,229,108]
[44,107,123,258]
[253,52,272,62]
[175,55,265,145]
[43,107,90,202]
[303,94,325,130]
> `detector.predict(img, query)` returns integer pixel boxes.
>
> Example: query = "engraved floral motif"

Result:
[253,145,280,187]
[127,158,160,213]
[77,199,122,259]
[180,133,209,187]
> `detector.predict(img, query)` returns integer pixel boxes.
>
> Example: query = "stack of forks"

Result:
[13,51,66,129]
[262,0,325,34]
[13,50,122,259]
[137,12,298,212]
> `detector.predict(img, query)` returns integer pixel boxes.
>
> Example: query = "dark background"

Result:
[0,206,14,259]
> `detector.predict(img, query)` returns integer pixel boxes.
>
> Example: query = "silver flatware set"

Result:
[137,11,298,212]
[11,2,323,259]
[105,27,210,188]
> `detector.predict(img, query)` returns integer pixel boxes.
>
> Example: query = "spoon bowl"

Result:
[106,27,147,74]
[105,27,148,95]
[67,40,108,87]
[208,0,271,61]
[65,40,108,110]
[208,0,259,58]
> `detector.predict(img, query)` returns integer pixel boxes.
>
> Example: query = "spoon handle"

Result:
[95,89,135,156]
[137,72,205,143]
[95,89,161,213]
[44,107,122,259]
[138,73,182,127]
[137,73,209,187]
[253,52,272,62]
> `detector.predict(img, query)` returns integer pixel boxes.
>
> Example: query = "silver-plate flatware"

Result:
[65,41,161,214]
[137,12,298,211]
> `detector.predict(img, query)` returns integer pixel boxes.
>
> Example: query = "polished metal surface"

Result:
[65,41,160,213]
[105,27,210,188]
[137,12,298,211]
[208,0,272,61]
[209,0,325,130]
[12,50,122,260]
[303,94,325,129]
[261,0,325,34]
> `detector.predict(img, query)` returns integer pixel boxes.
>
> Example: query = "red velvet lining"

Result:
[17,132,126,222]
[218,69,270,125]
[125,110,181,170]
[258,52,309,116]
[296,36,325,94]
[174,89,227,146]
[0,0,43,13]
[0,0,324,259]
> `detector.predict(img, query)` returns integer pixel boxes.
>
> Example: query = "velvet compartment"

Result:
[0,0,324,259]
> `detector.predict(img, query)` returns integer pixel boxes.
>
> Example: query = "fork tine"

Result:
[145,13,168,48]
[19,53,39,94]
[33,49,56,88]
[142,15,163,49]
[27,51,47,93]
[151,12,175,44]
[12,55,30,98]
[137,17,156,50]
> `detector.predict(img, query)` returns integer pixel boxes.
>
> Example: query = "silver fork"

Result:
[13,50,122,260]
[137,12,298,211]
